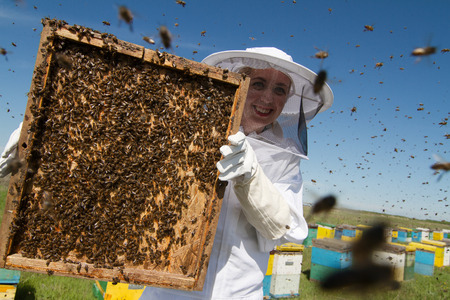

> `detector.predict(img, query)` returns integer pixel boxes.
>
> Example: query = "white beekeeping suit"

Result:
[0,122,23,177]
[140,47,333,299]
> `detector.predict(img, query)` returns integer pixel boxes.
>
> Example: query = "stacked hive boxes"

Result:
[389,243,416,281]
[340,225,357,242]
[372,243,406,282]
[414,228,430,241]
[316,222,336,240]
[443,229,450,239]
[0,269,20,300]
[393,227,412,243]
[409,242,436,276]
[442,239,450,266]
[269,243,304,299]
[310,238,352,283]
[421,239,446,268]
[432,230,444,241]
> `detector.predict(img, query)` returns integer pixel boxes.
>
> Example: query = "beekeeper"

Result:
[141,47,333,299]
[0,47,333,300]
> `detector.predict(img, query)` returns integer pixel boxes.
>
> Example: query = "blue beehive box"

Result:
[410,242,436,276]
[310,238,352,283]
[0,269,20,284]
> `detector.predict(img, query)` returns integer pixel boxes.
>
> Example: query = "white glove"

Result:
[216,131,292,240]
[0,122,23,178]
[216,132,258,182]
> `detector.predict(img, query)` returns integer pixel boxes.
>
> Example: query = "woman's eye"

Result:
[252,81,264,89]
[274,87,287,95]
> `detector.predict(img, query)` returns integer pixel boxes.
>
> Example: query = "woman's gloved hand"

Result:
[216,131,292,240]
[216,132,258,182]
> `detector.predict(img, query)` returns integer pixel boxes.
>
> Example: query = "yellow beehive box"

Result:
[421,240,446,267]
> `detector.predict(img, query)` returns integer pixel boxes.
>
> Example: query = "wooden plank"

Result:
[0,19,249,291]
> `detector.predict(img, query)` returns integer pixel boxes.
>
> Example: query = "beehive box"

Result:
[0,19,249,291]
[316,222,335,240]
[389,243,416,281]
[269,243,304,298]
[441,239,450,266]
[372,243,406,282]
[409,242,436,276]
[310,238,352,282]
[414,227,430,241]
[340,224,357,242]
[421,239,446,267]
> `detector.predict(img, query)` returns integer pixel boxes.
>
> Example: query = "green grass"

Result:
[1,178,449,299]
[15,271,97,300]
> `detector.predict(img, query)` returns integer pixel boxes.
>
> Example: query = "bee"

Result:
[364,25,374,32]
[314,47,328,59]
[313,70,327,94]
[1,48,8,60]
[54,53,72,69]
[374,62,383,69]
[441,48,450,53]
[118,6,133,31]
[200,30,206,36]
[158,25,172,49]
[431,154,450,181]
[305,195,336,222]
[102,21,111,26]
[142,36,155,45]
[320,264,398,292]
[351,106,357,115]
[411,46,436,56]
[439,119,448,126]
[176,0,186,7]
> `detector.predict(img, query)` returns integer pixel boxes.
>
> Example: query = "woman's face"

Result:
[241,68,291,135]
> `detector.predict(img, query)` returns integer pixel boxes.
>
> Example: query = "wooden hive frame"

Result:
[0,18,249,291]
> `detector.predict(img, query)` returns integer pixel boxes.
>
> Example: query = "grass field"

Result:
[1,177,449,299]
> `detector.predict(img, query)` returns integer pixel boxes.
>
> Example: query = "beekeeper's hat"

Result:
[202,47,333,123]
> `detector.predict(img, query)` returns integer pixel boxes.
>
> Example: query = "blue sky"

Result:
[0,0,449,221]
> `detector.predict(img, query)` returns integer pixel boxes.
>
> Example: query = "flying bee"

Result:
[142,36,155,45]
[352,222,387,265]
[441,48,450,53]
[102,21,111,26]
[118,5,133,31]
[158,25,172,49]
[200,30,206,36]
[313,70,327,94]
[374,62,383,69]
[1,48,9,60]
[305,194,336,222]
[313,47,328,60]
[176,0,186,7]
[364,25,374,31]
[412,46,436,56]
[431,154,450,181]
[351,106,357,115]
